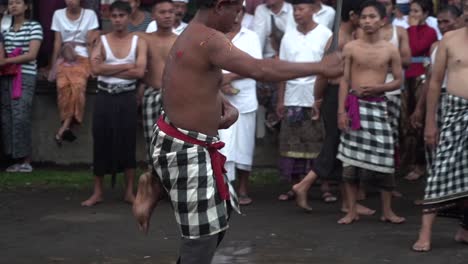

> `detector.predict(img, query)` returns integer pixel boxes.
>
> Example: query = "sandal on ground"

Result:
[239,194,253,206]
[278,190,295,201]
[54,133,63,146]
[322,192,338,203]
[405,169,425,181]
[62,129,77,142]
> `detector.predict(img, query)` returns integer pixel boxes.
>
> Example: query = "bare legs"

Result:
[133,172,162,233]
[81,168,136,207]
[238,169,253,205]
[380,190,405,224]
[338,183,359,224]
[292,170,317,211]
[413,213,436,252]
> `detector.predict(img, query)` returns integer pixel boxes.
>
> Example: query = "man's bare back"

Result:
[439,29,468,99]
[346,39,399,93]
[139,32,177,89]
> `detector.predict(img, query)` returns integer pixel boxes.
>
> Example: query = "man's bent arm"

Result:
[90,39,132,76]
[115,40,148,79]
[398,27,412,68]
[370,47,403,93]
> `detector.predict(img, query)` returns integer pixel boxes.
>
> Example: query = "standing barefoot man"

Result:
[132,0,342,262]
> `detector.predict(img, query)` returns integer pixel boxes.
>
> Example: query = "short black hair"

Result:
[153,0,173,8]
[411,0,434,16]
[438,4,462,18]
[359,0,386,18]
[195,0,238,9]
[342,0,366,22]
[109,0,132,14]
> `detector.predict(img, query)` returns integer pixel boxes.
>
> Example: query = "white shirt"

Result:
[145,20,188,35]
[222,27,262,113]
[396,0,410,3]
[253,2,295,58]
[313,4,335,30]
[51,8,99,57]
[280,24,332,107]
[242,13,255,30]
[392,16,442,40]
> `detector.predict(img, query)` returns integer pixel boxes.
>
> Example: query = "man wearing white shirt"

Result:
[276,0,332,202]
[219,7,262,206]
[253,0,295,58]
[146,0,188,35]
[312,0,335,30]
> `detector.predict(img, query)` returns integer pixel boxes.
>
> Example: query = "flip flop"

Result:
[278,191,295,201]
[239,194,253,206]
[380,216,406,224]
[322,192,338,203]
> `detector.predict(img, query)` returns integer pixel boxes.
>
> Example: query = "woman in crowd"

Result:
[0,0,43,172]
[401,0,437,180]
[49,0,99,144]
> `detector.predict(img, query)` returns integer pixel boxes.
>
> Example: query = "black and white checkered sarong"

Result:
[425,89,448,169]
[142,88,162,163]
[152,115,240,239]
[386,94,401,145]
[337,99,395,173]
[423,94,468,205]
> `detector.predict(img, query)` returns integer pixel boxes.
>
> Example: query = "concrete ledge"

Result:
[6,80,279,167]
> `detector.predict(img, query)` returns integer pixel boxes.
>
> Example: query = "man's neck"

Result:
[269,1,284,14]
[67,6,82,15]
[112,30,129,39]
[362,31,380,43]
[341,21,354,34]
[156,27,174,36]
[297,21,317,35]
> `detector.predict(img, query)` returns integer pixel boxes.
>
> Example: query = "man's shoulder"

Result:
[254,4,269,15]
[321,4,336,15]
[315,23,332,36]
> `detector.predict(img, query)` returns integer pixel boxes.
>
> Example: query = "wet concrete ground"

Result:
[1,180,467,264]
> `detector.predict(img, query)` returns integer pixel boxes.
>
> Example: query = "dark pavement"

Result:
[1,179,467,264]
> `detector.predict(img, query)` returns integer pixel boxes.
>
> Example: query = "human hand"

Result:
[360,85,382,97]
[338,112,349,131]
[424,121,439,150]
[409,15,423,26]
[311,99,322,120]
[410,108,424,129]
[221,84,240,95]
[320,52,343,78]
[276,102,285,120]
[219,100,239,129]
[133,172,161,234]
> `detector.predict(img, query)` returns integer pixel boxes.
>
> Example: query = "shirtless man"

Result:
[132,0,342,262]
[293,0,377,215]
[336,0,404,225]
[412,0,468,252]
[136,0,178,170]
[82,1,147,206]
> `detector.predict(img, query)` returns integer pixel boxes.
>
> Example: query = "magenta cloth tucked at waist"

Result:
[346,94,385,130]
[8,48,23,100]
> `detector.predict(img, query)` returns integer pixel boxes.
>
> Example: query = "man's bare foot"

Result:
[381,212,406,224]
[342,203,376,216]
[338,212,359,225]
[454,228,468,244]
[412,231,431,252]
[292,183,312,212]
[81,194,103,207]
[392,190,403,198]
[405,167,425,181]
[133,172,161,234]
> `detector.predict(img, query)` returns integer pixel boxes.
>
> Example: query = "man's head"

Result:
[230,5,245,32]
[292,0,316,26]
[152,0,175,30]
[437,5,461,35]
[173,0,188,23]
[359,0,385,34]
[109,1,132,32]
[265,0,283,9]
[64,0,81,9]
[342,0,366,27]
[195,0,243,33]
[121,0,140,15]
[376,0,393,22]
